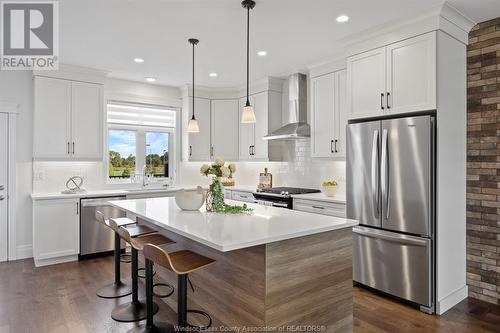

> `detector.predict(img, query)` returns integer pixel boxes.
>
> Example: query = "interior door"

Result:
[346,120,381,227]
[0,114,8,262]
[33,76,71,159]
[188,98,211,161]
[311,73,335,157]
[347,47,386,119]
[381,116,433,236]
[239,97,254,160]
[211,99,239,160]
[71,81,103,159]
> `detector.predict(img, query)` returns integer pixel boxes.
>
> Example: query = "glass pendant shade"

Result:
[187,117,200,133]
[241,104,256,123]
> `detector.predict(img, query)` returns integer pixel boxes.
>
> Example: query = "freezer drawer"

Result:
[353,226,432,307]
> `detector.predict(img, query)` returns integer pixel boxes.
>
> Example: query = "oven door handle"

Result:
[272,202,289,208]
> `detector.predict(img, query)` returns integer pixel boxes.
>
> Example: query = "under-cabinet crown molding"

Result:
[33,63,109,85]
[307,58,347,78]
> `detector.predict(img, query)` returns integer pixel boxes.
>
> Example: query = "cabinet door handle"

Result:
[189,145,192,156]
[312,205,324,210]
[381,93,385,110]
[252,145,255,155]
[386,92,391,110]
[211,146,214,157]
[67,142,70,155]
[72,142,75,155]
[76,202,79,215]
[334,139,338,153]
[330,140,334,153]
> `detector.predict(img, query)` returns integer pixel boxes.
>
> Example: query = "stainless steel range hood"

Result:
[263,73,309,140]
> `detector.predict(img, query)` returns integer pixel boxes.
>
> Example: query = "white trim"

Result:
[34,254,78,267]
[0,101,19,114]
[16,245,33,260]
[436,285,468,315]
[8,114,17,261]
[33,63,109,85]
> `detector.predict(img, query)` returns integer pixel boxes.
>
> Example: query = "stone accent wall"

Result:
[466,17,500,305]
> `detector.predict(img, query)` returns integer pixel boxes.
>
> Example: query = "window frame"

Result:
[104,102,177,185]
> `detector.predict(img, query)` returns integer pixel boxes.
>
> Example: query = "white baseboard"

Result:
[436,285,468,315]
[16,245,33,260]
[34,255,78,267]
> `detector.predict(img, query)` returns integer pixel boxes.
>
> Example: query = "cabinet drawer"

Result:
[293,199,346,217]
[231,191,254,203]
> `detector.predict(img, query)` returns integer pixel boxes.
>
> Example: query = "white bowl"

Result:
[321,185,337,197]
[175,186,206,211]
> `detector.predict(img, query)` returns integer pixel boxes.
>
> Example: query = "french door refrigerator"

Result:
[346,115,435,313]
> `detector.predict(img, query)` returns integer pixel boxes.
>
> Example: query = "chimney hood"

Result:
[263,73,309,140]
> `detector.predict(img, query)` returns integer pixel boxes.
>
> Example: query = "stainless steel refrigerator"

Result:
[346,115,435,313]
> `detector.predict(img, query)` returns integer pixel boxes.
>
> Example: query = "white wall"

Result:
[0,71,34,258]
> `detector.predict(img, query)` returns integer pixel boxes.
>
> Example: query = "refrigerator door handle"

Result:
[371,130,380,216]
[353,226,428,247]
[381,129,390,220]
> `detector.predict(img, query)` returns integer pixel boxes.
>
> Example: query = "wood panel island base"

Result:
[110,198,357,333]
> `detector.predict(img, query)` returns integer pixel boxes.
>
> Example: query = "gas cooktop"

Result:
[256,187,321,196]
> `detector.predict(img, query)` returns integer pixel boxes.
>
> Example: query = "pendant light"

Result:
[241,0,257,124]
[187,38,200,133]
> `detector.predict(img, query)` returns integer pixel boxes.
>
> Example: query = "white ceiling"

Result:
[59,0,500,88]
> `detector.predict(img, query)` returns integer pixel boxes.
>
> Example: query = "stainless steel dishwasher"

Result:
[80,196,127,259]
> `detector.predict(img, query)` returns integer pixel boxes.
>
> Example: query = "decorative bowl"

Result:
[321,185,337,197]
[175,186,206,211]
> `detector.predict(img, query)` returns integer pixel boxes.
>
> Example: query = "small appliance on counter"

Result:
[258,168,272,190]
[253,187,320,209]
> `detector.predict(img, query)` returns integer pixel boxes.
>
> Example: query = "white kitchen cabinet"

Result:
[71,81,103,159]
[347,47,386,119]
[347,32,437,119]
[33,76,72,159]
[188,98,211,161]
[211,99,239,160]
[310,69,347,158]
[33,198,80,267]
[239,91,282,161]
[231,190,254,203]
[33,76,103,160]
[386,33,436,114]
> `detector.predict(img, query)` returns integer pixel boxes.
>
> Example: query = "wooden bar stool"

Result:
[111,225,175,323]
[95,211,136,299]
[137,243,215,332]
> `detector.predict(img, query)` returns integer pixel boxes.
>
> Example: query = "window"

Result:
[106,102,176,183]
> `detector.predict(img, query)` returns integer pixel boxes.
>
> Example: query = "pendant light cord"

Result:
[246,5,250,107]
[192,41,195,120]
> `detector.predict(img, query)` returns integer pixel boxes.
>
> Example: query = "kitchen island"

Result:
[110,197,358,333]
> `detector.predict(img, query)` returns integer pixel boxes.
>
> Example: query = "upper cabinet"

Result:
[347,32,436,119]
[187,97,211,161]
[310,69,347,158]
[34,76,104,160]
[211,99,239,161]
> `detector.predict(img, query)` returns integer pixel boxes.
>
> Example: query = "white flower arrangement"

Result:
[200,158,235,179]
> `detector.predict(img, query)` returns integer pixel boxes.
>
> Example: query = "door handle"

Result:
[312,205,324,210]
[67,142,70,155]
[330,140,334,153]
[371,130,379,216]
[0,195,5,201]
[189,145,192,156]
[251,145,255,156]
[381,129,390,220]
[386,92,391,110]
[72,142,75,155]
[334,139,338,153]
[76,202,79,215]
[210,146,214,157]
[249,145,252,156]
[381,93,385,110]
[353,227,428,247]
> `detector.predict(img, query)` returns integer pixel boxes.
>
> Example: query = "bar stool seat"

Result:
[122,224,157,238]
[130,244,215,333]
[105,217,136,228]
[111,226,175,323]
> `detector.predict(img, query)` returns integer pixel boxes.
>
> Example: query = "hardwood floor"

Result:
[0,257,499,333]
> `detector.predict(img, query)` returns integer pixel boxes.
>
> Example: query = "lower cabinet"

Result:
[293,198,346,218]
[230,190,255,203]
[33,198,80,267]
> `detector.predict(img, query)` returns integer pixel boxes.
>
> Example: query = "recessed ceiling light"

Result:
[257,51,267,56]
[209,72,217,77]
[134,58,144,63]
[145,77,156,82]
[336,15,349,23]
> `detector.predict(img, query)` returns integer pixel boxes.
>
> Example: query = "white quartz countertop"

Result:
[109,197,358,252]
[292,192,347,204]
[31,187,183,200]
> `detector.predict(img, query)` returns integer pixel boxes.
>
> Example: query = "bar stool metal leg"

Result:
[128,259,174,333]
[177,274,188,328]
[96,233,133,299]
[111,248,159,322]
